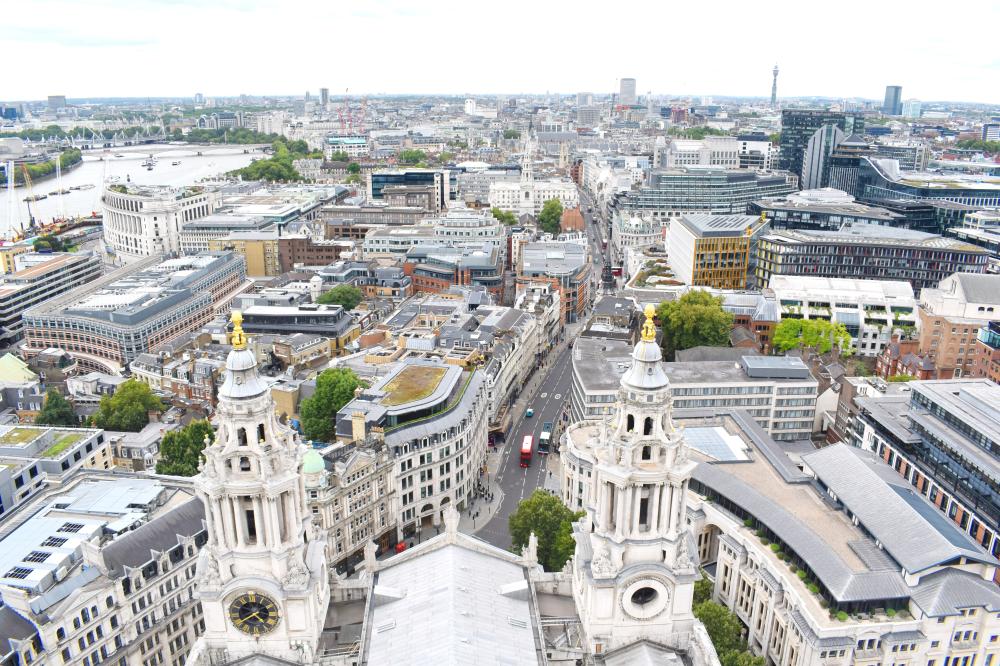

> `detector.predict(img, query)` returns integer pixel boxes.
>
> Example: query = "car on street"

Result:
[526,408,534,418]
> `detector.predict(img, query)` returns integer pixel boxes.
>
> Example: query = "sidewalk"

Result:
[457,444,505,534]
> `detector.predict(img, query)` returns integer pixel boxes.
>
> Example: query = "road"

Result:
[476,344,575,548]
[476,186,610,549]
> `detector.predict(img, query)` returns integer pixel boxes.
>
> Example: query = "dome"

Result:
[302,449,325,474]
[621,305,669,391]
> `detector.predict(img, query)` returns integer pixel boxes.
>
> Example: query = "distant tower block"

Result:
[771,65,779,108]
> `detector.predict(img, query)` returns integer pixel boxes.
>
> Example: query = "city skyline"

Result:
[4,0,999,104]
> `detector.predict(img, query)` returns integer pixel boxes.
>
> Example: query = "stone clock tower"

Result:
[571,305,699,654]
[188,312,329,665]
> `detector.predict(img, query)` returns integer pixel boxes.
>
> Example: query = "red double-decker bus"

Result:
[520,435,533,468]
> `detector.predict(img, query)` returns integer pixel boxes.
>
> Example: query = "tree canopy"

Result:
[33,234,66,252]
[956,139,1000,153]
[398,149,427,165]
[536,199,564,235]
[317,284,363,310]
[35,390,77,427]
[346,162,361,174]
[491,207,517,225]
[667,126,730,140]
[503,129,521,140]
[508,490,583,572]
[299,368,361,442]
[656,290,734,360]
[155,420,215,477]
[772,318,852,355]
[694,600,765,666]
[90,379,165,432]
[228,139,320,183]
[328,150,350,162]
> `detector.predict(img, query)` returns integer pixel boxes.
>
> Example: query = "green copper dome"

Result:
[302,449,325,474]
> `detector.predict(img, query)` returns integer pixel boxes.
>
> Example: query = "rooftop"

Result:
[677,214,762,238]
[380,365,448,407]
[762,224,985,251]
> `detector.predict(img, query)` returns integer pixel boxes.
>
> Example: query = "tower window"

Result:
[644,418,653,436]
[627,414,635,432]
[239,457,251,472]
[237,428,248,446]
[641,445,652,461]
[631,587,658,606]
[245,508,257,544]
[257,423,266,444]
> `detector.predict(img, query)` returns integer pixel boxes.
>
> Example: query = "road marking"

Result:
[540,393,548,398]
[554,394,561,400]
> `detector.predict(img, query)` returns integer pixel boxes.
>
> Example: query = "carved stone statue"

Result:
[591,543,615,578]
[675,536,693,570]
[202,551,222,587]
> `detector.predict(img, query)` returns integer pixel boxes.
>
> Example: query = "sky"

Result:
[5,0,1000,104]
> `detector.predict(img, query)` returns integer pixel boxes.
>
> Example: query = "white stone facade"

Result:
[102,185,217,261]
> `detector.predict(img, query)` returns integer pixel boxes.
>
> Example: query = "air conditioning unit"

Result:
[54,566,69,582]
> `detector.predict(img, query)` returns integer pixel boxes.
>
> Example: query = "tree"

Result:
[772,319,851,355]
[35,390,77,427]
[768,132,781,144]
[317,284,363,310]
[508,490,584,572]
[694,600,764,666]
[491,207,517,225]
[437,151,455,163]
[346,162,361,174]
[33,235,64,252]
[656,290,734,360]
[398,149,427,165]
[536,198,564,235]
[299,368,361,442]
[345,173,362,185]
[328,150,350,162]
[503,129,521,140]
[90,379,165,432]
[693,575,714,605]
[155,420,214,477]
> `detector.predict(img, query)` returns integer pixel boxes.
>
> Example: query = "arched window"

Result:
[644,417,653,436]
[239,457,251,472]
[627,414,635,432]
[641,445,652,461]
[237,428,248,447]
[257,423,266,444]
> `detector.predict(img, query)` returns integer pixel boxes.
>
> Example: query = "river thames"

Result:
[0,144,259,236]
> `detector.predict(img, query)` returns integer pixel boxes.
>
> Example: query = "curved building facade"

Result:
[102,185,216,261]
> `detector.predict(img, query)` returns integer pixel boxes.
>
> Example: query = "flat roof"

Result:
[762,224,985,251]
[677,214,761,237]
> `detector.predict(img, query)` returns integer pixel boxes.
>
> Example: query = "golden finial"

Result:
[641,304,657,342]
[230,310,247,351]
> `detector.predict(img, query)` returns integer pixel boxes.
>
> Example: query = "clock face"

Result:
[229,592,280,636]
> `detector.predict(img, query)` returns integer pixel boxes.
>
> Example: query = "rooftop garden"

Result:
[41,432,87,458]
[0,427,41,446]
[380,366,448,407]
[634,262,680,287]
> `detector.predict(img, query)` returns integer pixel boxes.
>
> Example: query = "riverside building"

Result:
[102,184,217,262]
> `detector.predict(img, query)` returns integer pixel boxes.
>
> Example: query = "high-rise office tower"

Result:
[577,92,593,107]
[194,92,205,105]
[620,78,637,106]
[320,87,329,108]
[771,65,779,107]
[902,99,922,119]
[883,86,903,115]
[778,110,865,186]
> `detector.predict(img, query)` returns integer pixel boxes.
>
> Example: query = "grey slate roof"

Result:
[802,444,996,573]
[0,606,36,656]
[954,273,1000,304]
[910,568,1000,617]
[102,497,205,576]
[692,462,910,603]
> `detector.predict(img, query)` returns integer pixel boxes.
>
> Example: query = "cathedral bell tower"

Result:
[189,312,329,665]
[572,304,699,654]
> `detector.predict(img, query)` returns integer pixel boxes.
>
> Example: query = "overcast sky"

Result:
[5,0,999,104]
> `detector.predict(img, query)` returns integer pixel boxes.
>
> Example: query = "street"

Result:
[476,344,575,548]
[473,186,609,550]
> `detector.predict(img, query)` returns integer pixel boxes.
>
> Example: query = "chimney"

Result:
[351,411,366,442]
